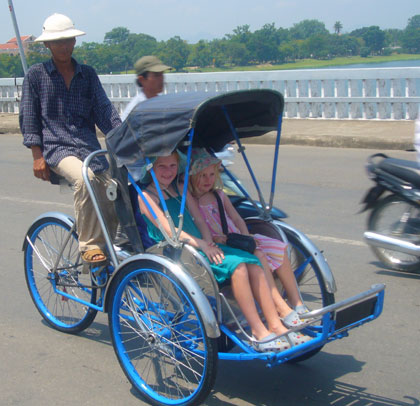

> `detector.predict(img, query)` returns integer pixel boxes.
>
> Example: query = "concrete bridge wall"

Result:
[1,67,419,120]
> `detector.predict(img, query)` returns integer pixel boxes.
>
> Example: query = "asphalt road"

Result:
[1,135,419,406]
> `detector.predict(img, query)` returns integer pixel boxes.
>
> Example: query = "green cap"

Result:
[134,55,172,76]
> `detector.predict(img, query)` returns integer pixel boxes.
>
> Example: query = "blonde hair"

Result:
[188,163,223,197]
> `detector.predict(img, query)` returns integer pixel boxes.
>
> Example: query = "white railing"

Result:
[1,67,420,119]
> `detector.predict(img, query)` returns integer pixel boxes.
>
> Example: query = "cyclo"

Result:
[23,89,385,406]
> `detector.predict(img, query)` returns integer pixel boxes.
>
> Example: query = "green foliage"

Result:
[361,26,386,54]
[401,28,420,53]
[157,36,190,71]
[360,47,370,57]
[290,20,329,40]
[407,15,420,30]
[384,28,403,48]
[104,27,130,44]
[1,14,420,77]
[0,54,24,77]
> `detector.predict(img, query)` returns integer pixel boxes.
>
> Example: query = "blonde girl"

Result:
[189,148,310,327]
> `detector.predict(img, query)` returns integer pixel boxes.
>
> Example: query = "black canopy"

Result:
[106,89,284,168]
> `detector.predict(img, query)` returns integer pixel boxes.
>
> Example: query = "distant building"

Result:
[0,35,35,56]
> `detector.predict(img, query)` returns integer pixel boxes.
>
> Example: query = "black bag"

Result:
[213,191,256,254]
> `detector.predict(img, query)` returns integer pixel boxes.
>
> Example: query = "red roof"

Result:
[0,43,18,50]
[7,35,33,43]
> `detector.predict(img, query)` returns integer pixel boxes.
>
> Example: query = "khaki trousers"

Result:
[52,156,117,253]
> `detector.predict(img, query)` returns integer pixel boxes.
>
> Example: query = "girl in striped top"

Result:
[189,148,309,324]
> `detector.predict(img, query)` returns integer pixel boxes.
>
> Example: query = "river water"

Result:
[321,59,420,69]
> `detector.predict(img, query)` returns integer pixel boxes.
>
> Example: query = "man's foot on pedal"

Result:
[81,249,107,265]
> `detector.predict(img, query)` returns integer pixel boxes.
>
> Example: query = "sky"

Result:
[2,0,419,45]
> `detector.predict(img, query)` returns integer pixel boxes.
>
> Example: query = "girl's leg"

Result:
[254,250,294,318]
[230,263,273,341]
[275,254,304,309]
[245,263,289,336]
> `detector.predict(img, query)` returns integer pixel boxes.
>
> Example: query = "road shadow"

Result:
[369,260,420,280]
[40,318,113,346]
[41,317,418,406]
[205,351,419,406]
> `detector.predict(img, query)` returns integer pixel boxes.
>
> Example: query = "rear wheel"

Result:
[284,231,335,311]
[24,217,97,333]
[368,195,420,273]
[108,261,218,406]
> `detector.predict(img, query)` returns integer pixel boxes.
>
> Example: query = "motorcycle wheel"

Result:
[368,194,420,273]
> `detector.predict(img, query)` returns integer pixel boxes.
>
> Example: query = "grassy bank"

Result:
[181,54,420,73]
[120,54,420,75]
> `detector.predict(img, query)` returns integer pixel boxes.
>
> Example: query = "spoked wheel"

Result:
[368,195,420,273]
[24,217,97,333]
[281,227,335,362]
[285,231,335,310]
[108,261,218,406]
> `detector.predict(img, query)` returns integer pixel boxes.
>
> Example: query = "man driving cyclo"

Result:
[20,13,120,266]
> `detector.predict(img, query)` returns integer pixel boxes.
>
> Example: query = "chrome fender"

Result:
[272,220,337,294]
[105,253,220,339]
[22,211,75,250]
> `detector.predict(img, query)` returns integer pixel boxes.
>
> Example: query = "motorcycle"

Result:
[361,153,420,273]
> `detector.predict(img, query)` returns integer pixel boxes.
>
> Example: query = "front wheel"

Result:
[108,261,218,406]
[24,216,97,333]
[368,194,420,273]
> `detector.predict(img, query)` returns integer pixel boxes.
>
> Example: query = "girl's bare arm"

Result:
[222,191,250,235]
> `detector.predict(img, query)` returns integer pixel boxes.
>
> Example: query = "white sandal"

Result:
[281,310,310,329]
[251,333,290,353]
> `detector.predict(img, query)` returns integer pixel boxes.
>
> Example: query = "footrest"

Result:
[300,283,385,334]
[335,296,378,330]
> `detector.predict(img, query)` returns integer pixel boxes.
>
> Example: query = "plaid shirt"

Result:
[20,58,121,172]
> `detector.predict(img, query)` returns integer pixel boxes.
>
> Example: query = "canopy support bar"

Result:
[221,105,269,218]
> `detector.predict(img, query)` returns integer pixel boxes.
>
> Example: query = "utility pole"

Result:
[7,0,28,74]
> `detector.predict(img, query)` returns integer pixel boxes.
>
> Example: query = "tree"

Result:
[305,34,330,59]
[227,24,252,45]
[407,14,420,30]
[328,34,360,57]
[362,26,386,54]
[104,27,130,45]
[208,39,229,67]
[334,21,343,35]
[401,27,420,53]
[384,28,403,48]
[126,33,158,61]
[224,41,250,66]
[248,23,280,63]
[187,40,213,67]
[158,36,190,71]
[0,54,24,77]
[290,20,329,40]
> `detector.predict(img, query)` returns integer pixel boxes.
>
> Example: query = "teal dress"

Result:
[143,194,261,284]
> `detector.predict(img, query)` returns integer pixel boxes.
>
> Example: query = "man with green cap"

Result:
[121,55,172,120]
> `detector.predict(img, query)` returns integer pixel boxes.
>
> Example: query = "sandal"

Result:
[81,249,107,265]
[294,304,311,315]
[251,333,291,353]
[286,331,312,347]
[281,310,310,329]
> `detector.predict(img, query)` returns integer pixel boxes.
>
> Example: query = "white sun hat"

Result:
[35,13,86,42]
